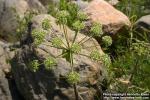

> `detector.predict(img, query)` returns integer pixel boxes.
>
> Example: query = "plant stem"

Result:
[70,52,79,100]
[63,25,70,48]
[72,31,78,46]
[73,83,79,100]
[78,35,88,44]
[79,36,93,45]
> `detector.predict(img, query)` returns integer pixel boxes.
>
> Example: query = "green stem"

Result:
[79,36,93,45]
[78,35,88,44]
[62,25,70,48]
[72,31,78,46]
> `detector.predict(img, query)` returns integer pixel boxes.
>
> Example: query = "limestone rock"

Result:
[135,15,150,31]
[83,0,131,34]
[0,40,23,100]
[0,0,46,42]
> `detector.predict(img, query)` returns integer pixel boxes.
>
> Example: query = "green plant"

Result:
[116,0,150,18]
[14,10,37,39]
[30,60,40,72]
[42,18,51,30]
[90,22,103,37]
[102,36,113,47]
[67,71,80,84]
[44,57,56,70]
[31,29,46,46]
[28,1,112,99]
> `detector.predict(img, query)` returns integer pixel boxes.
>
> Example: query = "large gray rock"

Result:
[0,0,46,42]
[0,41,24,100]
[135,15,150,31]
[11,14,107,100]
[0,42,12,100]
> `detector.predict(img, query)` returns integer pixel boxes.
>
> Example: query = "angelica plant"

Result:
[29,1,112,100]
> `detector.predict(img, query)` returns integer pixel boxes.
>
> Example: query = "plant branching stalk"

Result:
[72,31,78,46]
[73,83,79,100]
[70,52,79,100]
[63,25,70,48]
[78,35,88,44]
[79,36,93,45]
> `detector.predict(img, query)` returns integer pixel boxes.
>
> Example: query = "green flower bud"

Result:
[100,54,111,67]
[77,11,88,21]
[32,29,46,46]
[30,60,40,72]
[90,22,103,37]
[90,49,101,61]
[67,71,80,84]
[42,18,51,30]
[51,37,63,48]
[44,57,56,70]
[72,20,85,31]
[71,43,82,54]
[102,36,112,47]
[56,10,69,25]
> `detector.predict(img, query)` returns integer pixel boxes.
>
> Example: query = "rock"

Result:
[135,15,150,31]
[11,14,107,100]
[0,0,46,42]
[73,0,89,10]
[83,0,131,34]
[106,0,119,6]
[0,43,11,99]
[0,40,24,100]
[0,69,12,100]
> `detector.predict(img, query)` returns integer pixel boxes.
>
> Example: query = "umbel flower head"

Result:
[90,22,103,37]
[90,50,111,67]
[102,36,113,47]
[90,49,101,61]
[32,29,46,46]
[71,43,82,54]
[51,37,63,48]
[30,60,40,72]
[56,10,69,25]
[77,11,88,21]
[67,71,80,84]
[42,18,51,30]
[100,54,111,67]
[72,20,85,32]
[44,57,56,70]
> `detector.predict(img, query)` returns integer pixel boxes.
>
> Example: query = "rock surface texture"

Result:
[135,15,150,31]
[0,0,46,41]
[84,0,131,34]
[11,14,107,100]
[0,41,24,100]
[0,42,12,100]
